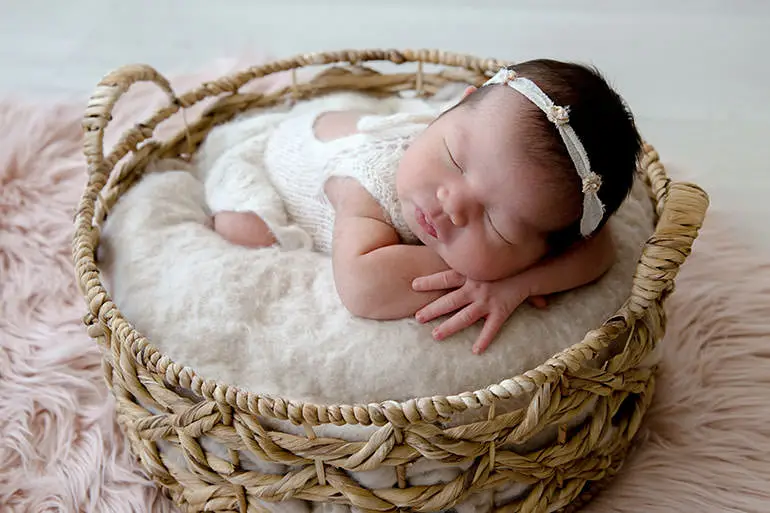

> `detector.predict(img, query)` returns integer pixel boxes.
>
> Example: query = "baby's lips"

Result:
[415,206,438,239]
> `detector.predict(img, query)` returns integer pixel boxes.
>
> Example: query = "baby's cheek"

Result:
[489,245,538,279]
[461,248,511,281]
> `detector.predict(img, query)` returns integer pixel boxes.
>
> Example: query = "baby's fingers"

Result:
[412,270,466,292]
[415,288,470,324]
[471,312,507,355]
[431,303,486,341]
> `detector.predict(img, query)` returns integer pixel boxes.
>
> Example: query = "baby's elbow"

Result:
[336,280,383,319]
[340,291,375,319]
[334,257,408,320]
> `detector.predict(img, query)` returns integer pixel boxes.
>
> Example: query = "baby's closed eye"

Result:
[443,138,464,174]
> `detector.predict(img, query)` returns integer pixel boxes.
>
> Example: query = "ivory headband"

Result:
[484,67,605,237]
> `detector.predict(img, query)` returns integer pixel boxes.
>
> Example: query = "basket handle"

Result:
[627,178,709,316]
[79,64,177,220]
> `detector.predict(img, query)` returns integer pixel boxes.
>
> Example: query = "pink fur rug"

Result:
[2,56,769,512]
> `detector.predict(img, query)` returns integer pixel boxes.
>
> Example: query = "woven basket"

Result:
[72,49,709,513]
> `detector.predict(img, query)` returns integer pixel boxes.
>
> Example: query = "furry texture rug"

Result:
[1,56,769,512]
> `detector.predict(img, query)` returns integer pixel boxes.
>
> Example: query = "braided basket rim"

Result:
[72,48,710,428]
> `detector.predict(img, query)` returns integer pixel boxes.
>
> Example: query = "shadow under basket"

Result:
[72,49,710,513]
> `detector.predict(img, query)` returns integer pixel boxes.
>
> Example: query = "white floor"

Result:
[2,0,769,252]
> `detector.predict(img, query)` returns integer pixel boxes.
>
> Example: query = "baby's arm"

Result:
[516,225,617,298]
[326,177,451,320]
[315,109,452,318]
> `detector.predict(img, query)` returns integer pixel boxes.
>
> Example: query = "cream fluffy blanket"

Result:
[2,56,770,512]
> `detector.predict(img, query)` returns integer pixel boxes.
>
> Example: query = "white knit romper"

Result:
[261,107,435,253]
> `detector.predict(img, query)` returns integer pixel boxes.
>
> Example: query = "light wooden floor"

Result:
[2,0,768,251]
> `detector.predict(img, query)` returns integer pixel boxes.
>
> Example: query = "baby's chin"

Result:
[412,228,438,250]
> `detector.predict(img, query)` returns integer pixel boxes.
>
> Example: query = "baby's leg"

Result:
[213,211,277,248]
[203,131,313,251]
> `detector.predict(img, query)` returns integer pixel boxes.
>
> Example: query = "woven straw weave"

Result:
[71,49,709,513]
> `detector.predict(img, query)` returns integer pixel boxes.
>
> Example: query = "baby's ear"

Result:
[462,86,477,99]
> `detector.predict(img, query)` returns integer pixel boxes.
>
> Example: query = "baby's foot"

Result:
[212,211,277,248]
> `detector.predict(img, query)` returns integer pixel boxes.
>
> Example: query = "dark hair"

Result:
[461,59,643,252]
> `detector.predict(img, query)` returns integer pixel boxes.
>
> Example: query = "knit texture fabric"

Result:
[263,108,434,253]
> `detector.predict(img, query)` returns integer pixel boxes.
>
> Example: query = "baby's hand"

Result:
[412,270,547,354]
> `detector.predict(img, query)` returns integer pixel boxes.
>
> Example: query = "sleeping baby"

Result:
[208,59,643,354]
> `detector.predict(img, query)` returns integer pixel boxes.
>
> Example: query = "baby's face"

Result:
[396,88,573,281]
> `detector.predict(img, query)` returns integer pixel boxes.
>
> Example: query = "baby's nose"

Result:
[437,185,475,227]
